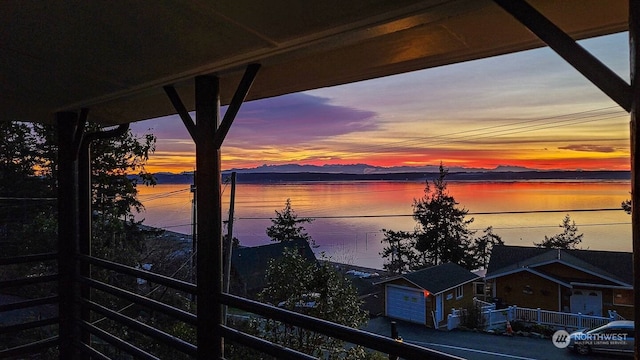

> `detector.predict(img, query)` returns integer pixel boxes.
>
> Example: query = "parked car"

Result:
[568,320,634,356]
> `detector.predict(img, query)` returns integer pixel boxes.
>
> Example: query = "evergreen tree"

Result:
[0,122,55,255]
[379,229,417,274]
[469,226,504,269]
[622,199,631,215]
[84,125,157,266]
[534,214,583,249]
[412,164,475,268]
[266,198,315,246]
[256,248,368,359]
[0,121,166,357]
[381,163,492,271]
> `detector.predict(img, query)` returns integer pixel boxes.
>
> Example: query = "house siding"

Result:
[442,282,476,313]
[601,288,634,319]
[493,272,560,311]
[384,278,476,328]
[536,263,604,283]
[491,275,635,319]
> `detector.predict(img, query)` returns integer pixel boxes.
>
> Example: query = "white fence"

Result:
[447,298,621,331]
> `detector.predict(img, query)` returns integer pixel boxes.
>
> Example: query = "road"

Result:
[363,317,628,360]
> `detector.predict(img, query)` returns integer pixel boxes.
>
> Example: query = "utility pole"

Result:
[190,171,197,301]
[223,171,236,324]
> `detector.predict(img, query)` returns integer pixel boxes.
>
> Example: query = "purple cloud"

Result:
[226,93,378,146]
[131,93,378,148]
[558,144,617,153]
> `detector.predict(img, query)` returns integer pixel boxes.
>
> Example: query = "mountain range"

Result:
[147,164,631,184]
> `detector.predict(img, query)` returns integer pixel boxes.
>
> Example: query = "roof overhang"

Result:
[2,0,628,125]
[380,274,480,295]
[486,256,631,288]
[486,267,574,288]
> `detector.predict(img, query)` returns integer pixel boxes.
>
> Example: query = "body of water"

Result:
[135,180,632,269]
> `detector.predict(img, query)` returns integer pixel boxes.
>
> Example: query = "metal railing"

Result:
[0,252,59,357]
[1,252,464,359]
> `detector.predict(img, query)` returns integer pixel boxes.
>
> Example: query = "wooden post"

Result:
[629,1,640,358]
[223,171,237,324]
[166,65,259,359]
[389,321,398,360]
[194,75,224,359]
[56,111,82,360]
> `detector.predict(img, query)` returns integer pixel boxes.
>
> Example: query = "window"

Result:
[455,285,463,299]
[613,289,633,306]
[473,282,485,297]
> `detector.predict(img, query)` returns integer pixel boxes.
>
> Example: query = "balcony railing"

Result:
[0,250,465,359]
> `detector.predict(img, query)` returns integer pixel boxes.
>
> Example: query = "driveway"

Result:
[363,317,627,360]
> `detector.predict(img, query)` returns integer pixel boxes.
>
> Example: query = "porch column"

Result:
[56,111,84,360]
[630,0,640,358]
[194,75,224,358]
[164,65,259,359]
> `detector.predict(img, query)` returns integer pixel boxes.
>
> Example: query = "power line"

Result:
[148,207,629,233]
[341,106,627,154]
[138,188,190,201]
[483,222,630,232]
[235,207,625,220]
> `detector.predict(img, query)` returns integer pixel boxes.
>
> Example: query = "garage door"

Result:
[386,285,426,324]
[570,289,602,316]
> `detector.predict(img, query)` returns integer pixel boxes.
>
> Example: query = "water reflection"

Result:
[136,181,631,269]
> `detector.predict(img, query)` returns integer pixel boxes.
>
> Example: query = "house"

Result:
[378,263,480,328]
[485,245,633,319]
[329,262,394,316]
[229,238,316,299]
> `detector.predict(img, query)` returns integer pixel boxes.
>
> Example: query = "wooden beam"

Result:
[493,0,632,112]
[164,85,199,142]
[213,64,261,149]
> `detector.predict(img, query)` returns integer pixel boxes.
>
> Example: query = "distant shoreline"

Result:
[145,170,631,185]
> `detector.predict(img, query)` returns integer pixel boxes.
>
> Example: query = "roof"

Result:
[385,263,480,294]
[2,1,627,125]
[329,262,394,316]
[231,238,316,295]
[486,245,633,286]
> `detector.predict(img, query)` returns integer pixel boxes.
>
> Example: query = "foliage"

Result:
[412,164,476,268]
[622,199,631,215]
[0,120,173,356]
[510,321,555,337]
[0,122,50,195]
[252,248,369,359]
[379,229,417,274]
[534,214,583,249]
[0,122,55,256]
[469,226,504,270]
[266,198,316,246]
[461,304,486,330]
[381,163,484,271]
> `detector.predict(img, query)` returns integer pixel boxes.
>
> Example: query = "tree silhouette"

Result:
[256,248,368,359]
[412,164,476,268]
[381,163,482,271]
[379,229,417,274]
[470,226,504,269]
[534,214,583,249]
[266,198,316,246]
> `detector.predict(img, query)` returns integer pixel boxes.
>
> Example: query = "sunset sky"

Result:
[131,32,631,174]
